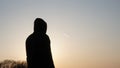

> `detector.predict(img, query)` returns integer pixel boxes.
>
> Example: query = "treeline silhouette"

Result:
[0,60,27,68]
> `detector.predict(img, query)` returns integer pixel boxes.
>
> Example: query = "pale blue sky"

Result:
[0,0,120,68]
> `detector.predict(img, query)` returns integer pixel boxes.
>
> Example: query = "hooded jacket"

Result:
[26,18,55,68]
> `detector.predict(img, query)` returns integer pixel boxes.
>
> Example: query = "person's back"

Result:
[26,18,55,68]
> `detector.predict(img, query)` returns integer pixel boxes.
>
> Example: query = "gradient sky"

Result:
[0,0,120,68]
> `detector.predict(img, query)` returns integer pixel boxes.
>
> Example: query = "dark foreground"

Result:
[0,60,27,68]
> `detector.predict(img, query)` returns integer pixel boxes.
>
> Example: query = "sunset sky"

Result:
[0,0,120,68]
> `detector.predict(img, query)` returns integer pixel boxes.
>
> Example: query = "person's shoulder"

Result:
[28,33,34,37]
[43,34,50,41]
[45,34,49,38]
[26,33,34,40]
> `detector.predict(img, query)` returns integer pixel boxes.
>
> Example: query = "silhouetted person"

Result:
[26,18,55,68]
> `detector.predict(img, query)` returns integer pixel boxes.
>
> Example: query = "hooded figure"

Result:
[26,18,55,68]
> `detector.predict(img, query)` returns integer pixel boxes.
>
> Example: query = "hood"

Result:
[34,18,47,34]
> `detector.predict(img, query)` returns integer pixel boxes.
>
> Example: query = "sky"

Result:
[0,0,120,68]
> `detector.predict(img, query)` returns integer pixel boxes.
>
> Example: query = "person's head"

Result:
[34,18,47,34]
